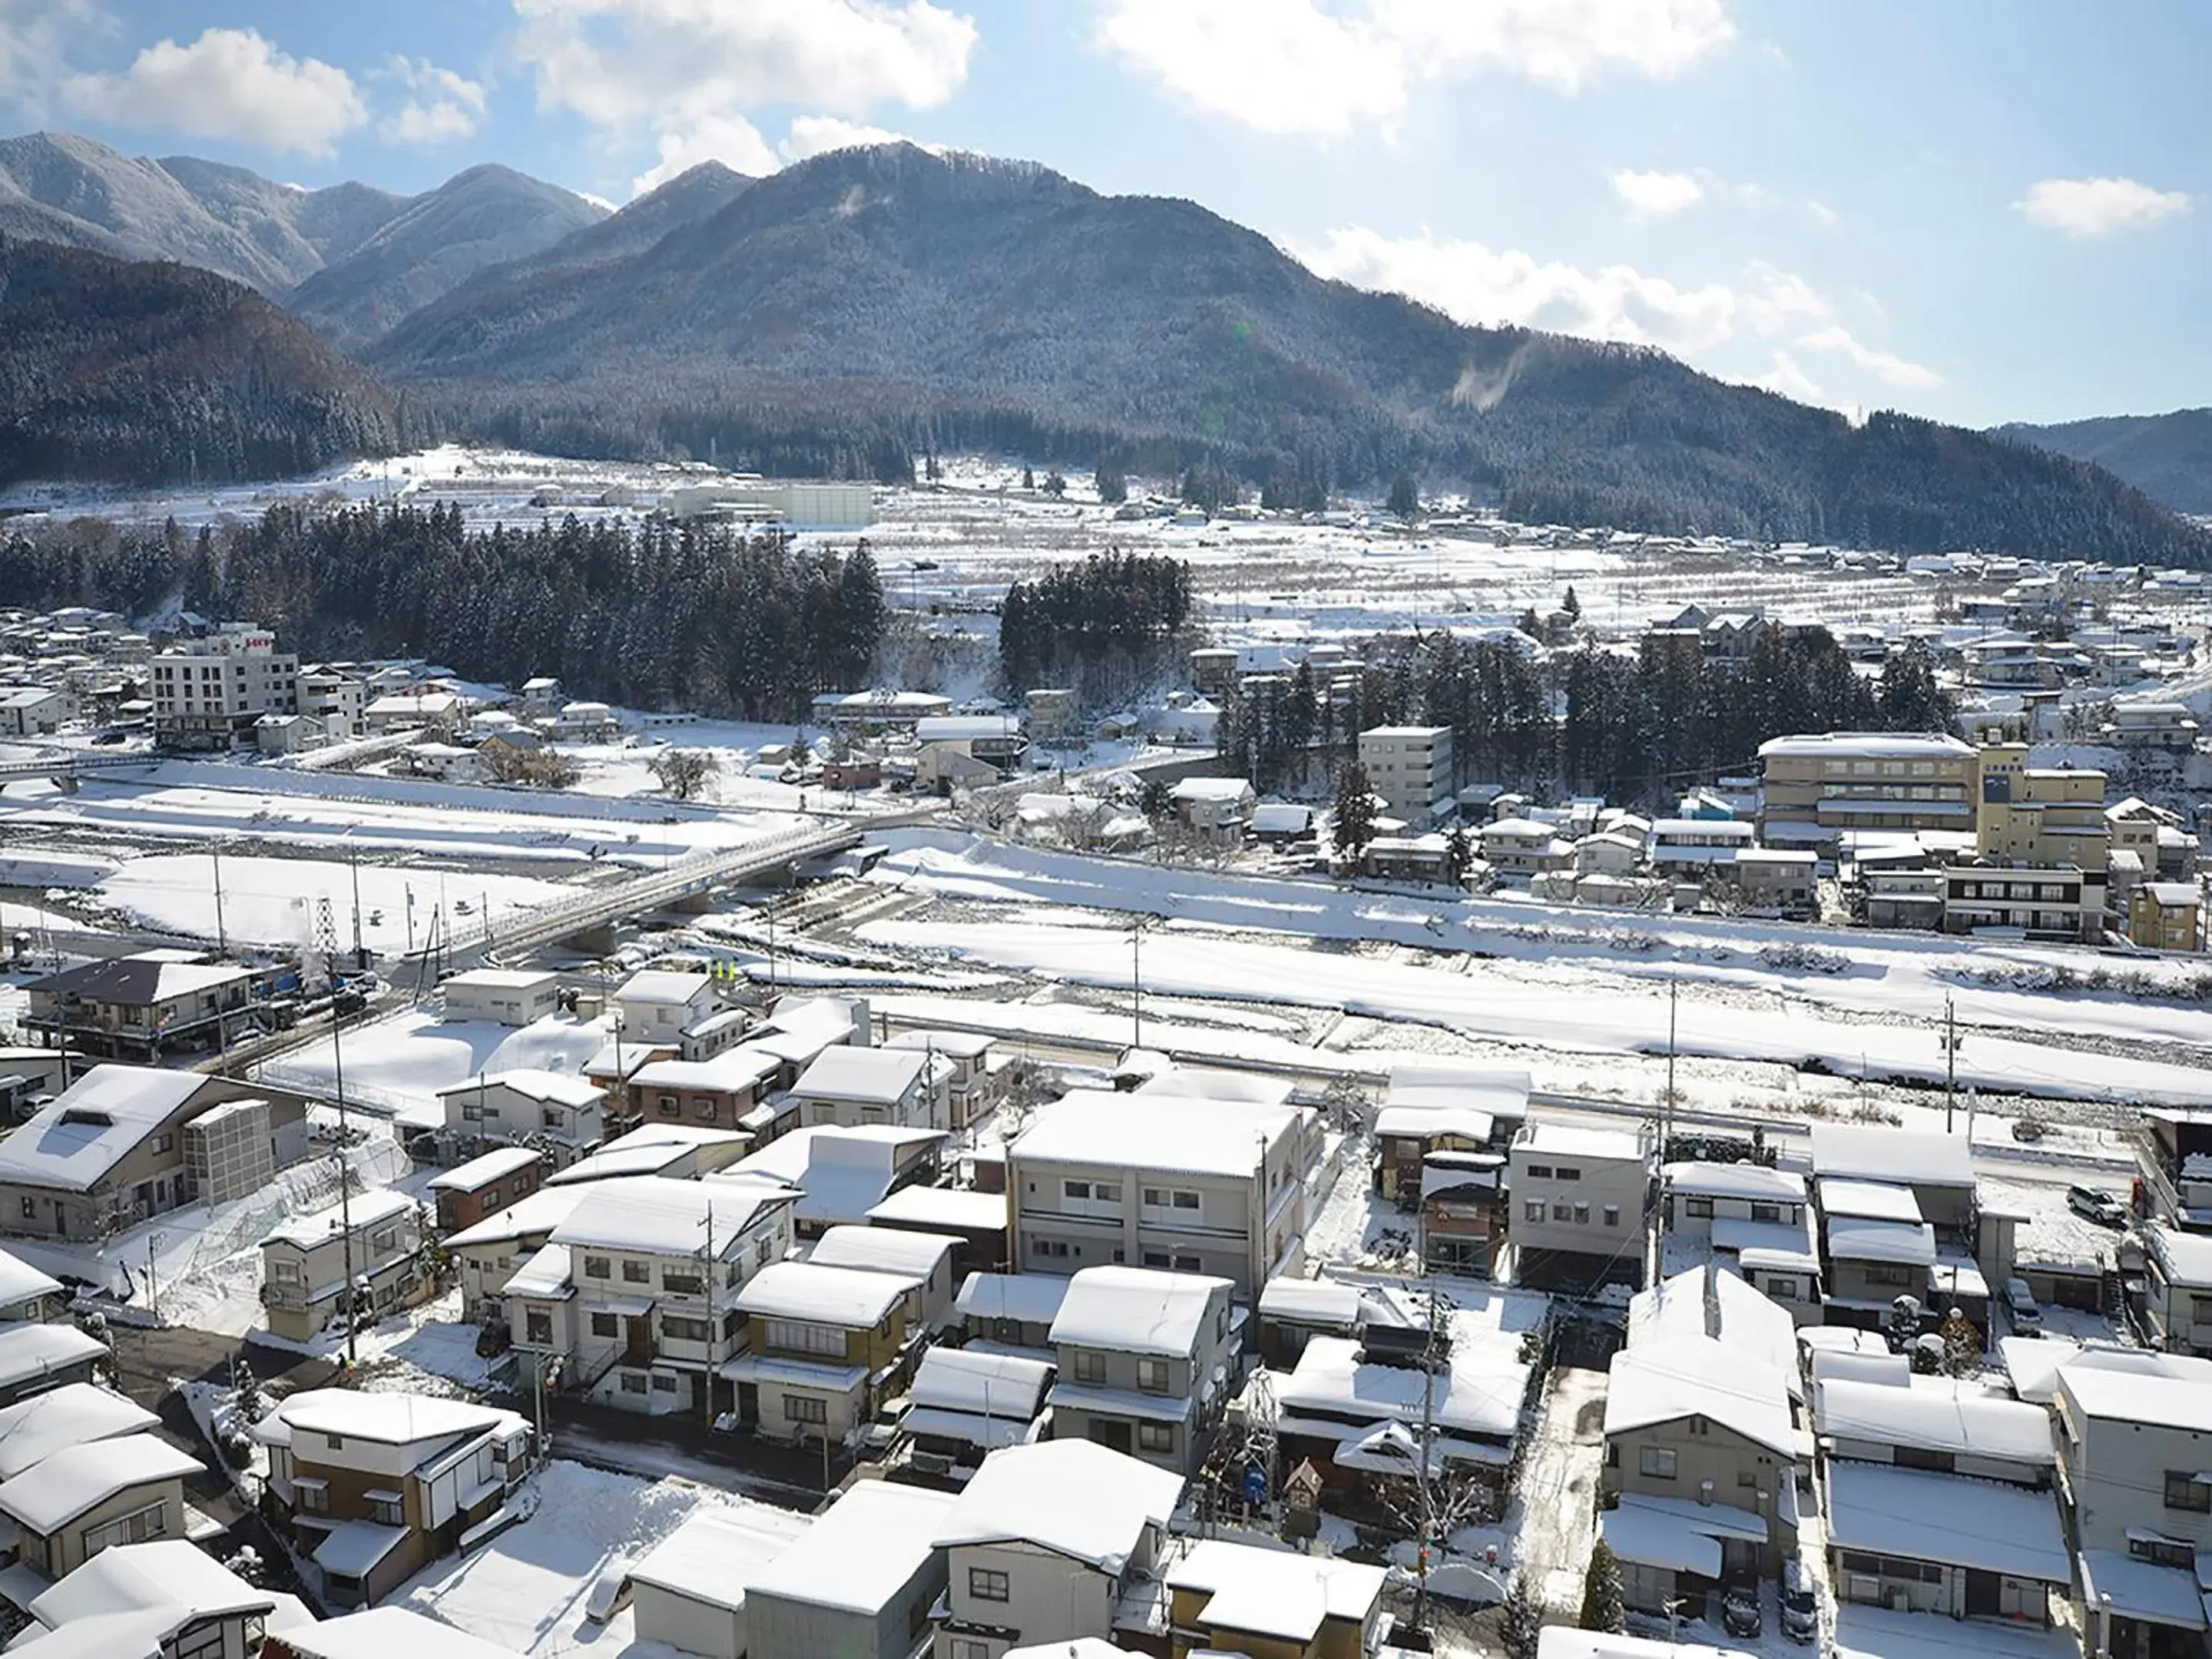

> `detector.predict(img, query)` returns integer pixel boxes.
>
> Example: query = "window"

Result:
[1075,1351,1107,1384]
[369,1227,398,1254]
[526,1310,552,1345]
[1763,1275,1801,1302]
[83,1498,169,1551]
[620,1373,648,1394]
[1573,1202,1591,1225]
[1552,1203,1571,1222]
[18,1197,32,1220]
[1031,1239,1071,1259]
[1173,1253,1201,1272]
[1750,1203,1781,1224]
[1137,1358,1171,1393]
[369,1492,404,1525]
[622,1260,651,1283]
[764,1320,846,1357]
[542,1109,563,1129]
[1863,1263,1918,1288]
[1065,1180,1092,1200]
[2132,1535,2195,1569]
[1525,1163,1553,1178]
[1142,1250,1171,1269]
[582,1255,611,1280]
[1602,1205,1621,1228]
[663,1270,704,1296]
[757,1237,776,1266]
[590,1313,618,1338]
[2166,1472,2212,1513]
[296,1482,329,1515]
[1639,1446,1677,1478]
[969,1568,1010,1602]
[153,1133,173,1155]
[695,1099,718,1120]
[653,1373,679,1392]
[1524,1200,1545,1223]
[662,1315,710,1343]
[1138,1422,1175,1452]
[658,1094,679,1117]
[951,1641,992,1659]
[1684,1195,1714,1218]
[1687,1416,1709,1436]
[1554,1164,1581,1181]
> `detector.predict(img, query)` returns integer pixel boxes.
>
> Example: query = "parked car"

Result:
[2068,1185,2129,1227]
[2005,1277,2044,1335]
[1721,1574,1762,1640]
[1780,1556,1818,1644]
[583,1556,636,1624]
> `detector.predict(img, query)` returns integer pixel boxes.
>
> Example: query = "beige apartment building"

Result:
[1756,731,1979,839]
[1357,725,1454,825]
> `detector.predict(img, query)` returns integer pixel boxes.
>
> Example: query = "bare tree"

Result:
[650,747,720,800]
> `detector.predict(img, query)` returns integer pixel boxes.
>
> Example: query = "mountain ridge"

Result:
[1997,409,2212,515]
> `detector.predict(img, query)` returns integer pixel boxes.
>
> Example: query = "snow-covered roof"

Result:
[1535,1631,1757,1659]
[545,1124,748,1187]
[934,1439,1183,1569]
[313,1519,412,1579]
[427,1145,541,1191]
[1816,1177,1926,1223]
[26,1538,273,1632]
[882,1028,995,1060]
[1599,1492,1768,1578]
[631,1050,781,1094]
[1278,1332,1528,1442]
[1164,1538,1387,1641]
[435,1068,604,1108]
[909,1347,1053,1420]
[26,955,248,1008]
[0,1434,200,1532]
[1515,1120,1646,1162]
[1257,1276,1392,1330]
[501,1241,571,1300]
[1248,803,1313,833]
[1815,1376,2055,1464]
[1825,1461,2068,1582]
[613,969,717,1008]
[866,1185,1008,1233]
[1627,1267,1803,1398]
[2060,1358,2212,1432]
[0,1322,111,1389]
[1808,1349,1912,1389]
[440,968,558,992]
[747,1479,955,1614]
[1810,1124,1974,1188]
[735,1260,913,1327]
[1012,1090,1300,1179]
[1824,1214,1936,1265]
[1135,1068,1296,1106]
[1050,1266,1227,1356]
[263,1187,419,1250]
[2079,1548,2211,1632]
[0,1067,207,1193]
[1664,1162,1806,1201]
[0,1382,160,1480]
[807,1224,959,1279]
[792,1045,927,1104]
[551,1174,795,1259]
[254,1389,524,1452]
[442,1185,590,1250]
[1758,732,1975,760]
[1605,1339,1797,1459]
[2145,1221,2212,1288]
[0,1249,63,1313]
[955,1271,1069,1327]
[625,1502,810,1612]
[1169,777,1256,803]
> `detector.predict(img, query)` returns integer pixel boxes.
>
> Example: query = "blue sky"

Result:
[4,0,2201,428]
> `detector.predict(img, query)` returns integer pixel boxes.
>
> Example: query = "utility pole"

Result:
[1664,978,1678,1138]
[700,1204,717,1432]
[1412,1278,1449,1633]
[347,839,364,968]
[1131,915,1147,1051]
[211,843,227,957]
[315,900,358,1366]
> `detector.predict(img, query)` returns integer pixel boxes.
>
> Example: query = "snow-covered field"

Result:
[395,1456,810,1657]
[854,831,2212,1110]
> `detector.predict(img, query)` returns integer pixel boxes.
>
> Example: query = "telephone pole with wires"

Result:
[313,899,359,1366]
[1942,994,1964,1132]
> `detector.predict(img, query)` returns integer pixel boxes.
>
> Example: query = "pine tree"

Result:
[1444,825,1475,888]
[1387,469,1420,522]
[1043,470,1067,498]
[1333,763,1378,858]
[1561,585,1581,619]
[1022,465,1036,491]
[1580,1538,1627,1634]
[1498,1575,1545,1659]
[1094,460,1128,504]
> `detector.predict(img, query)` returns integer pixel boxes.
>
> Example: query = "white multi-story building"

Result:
[149,624,299,750]
[1357,725,1454,825]
[1507,1120,1653,1292]
[297,667,369,739]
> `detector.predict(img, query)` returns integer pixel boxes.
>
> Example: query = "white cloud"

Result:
[780,114,935,163]
[1096,0,1732,138]
[631,111,780,196]
[376,55,488,146]
[1794,323,1942,390]
[516,0,975,193]
[1611,168,1701,219]
[2015,175,2188,238]
[1,0,104,111]
[1292,225,1938,406]
[61,26,366,156]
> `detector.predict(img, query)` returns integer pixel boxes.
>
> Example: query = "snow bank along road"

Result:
[860,834,2212,1108]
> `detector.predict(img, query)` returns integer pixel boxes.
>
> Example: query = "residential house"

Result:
[2141,1224,2212,1356]
[952,1272,1068,1360]
[1477,818,1574,879]
[1253,1275,1400,1369]
[868,1185,1010,1276]
[11,1536,304,1659]
[545,1124,750,1189]
[791,1045,939,1131]
[1814,1375,2055,1483]
[1823,1460,2066,1624]
[260,1190,432,1344]
[808,1224,961,1333]
[0,1383,161,1482]
[1729,847,1820,917]
[882,1031,998,1131]
[1810,1125,1978,1238]
[1045,1266,1236,1475]
[723,1124,946,1240]
[1373,1063,1529,1209]
[265,1607,520,1658]
[914,715,1029,784]
[1168,778,1258,841]
[254,1390,531,1608]
[611,969,724,1045]
[436,1070,607,1167]
[1663,1163,1823,1317]
[0,1067,309,1242]
[627,1050,781,1137]
[902,1347,1054,1474]
[727,1260,918,1442]
[440,1186,589,1326]
[1163,1539,1389,1659]
[0,1247,65,1323]
[747,1480,955,1659]
[2131,883,2202,953]
[930,1439,1184,1659]
[1647,818,1757,877]
[428,1147,543,1235]
[1008,1088,1318,1295]
[437,969,561,1028]
[0,1433,201,1578]
[0,687,74,738]
[1507,1121,1653,1292]
[22,955,257,1062]
[0,1323,108,1407]
[626,1502,811,1659]
[1357,834,1456,885]
[512,1175,799,1417]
